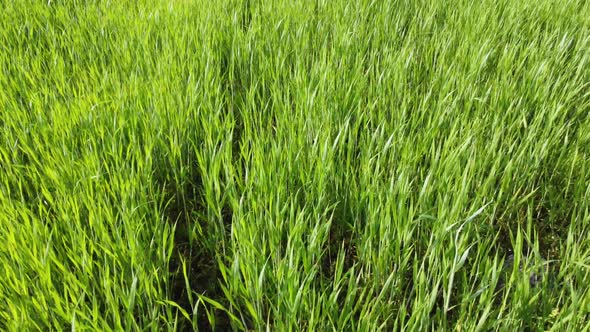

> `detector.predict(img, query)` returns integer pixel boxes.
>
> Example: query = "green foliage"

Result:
[1,0,589,330]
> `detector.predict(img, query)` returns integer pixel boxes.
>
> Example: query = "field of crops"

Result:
[1,0,589,330]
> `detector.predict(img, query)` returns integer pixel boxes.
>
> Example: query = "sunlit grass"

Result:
[1,0,589,330]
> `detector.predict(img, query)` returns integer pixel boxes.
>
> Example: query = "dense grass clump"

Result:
[1,0,589,330]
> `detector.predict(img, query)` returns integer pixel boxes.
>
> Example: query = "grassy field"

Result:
[1,0,589,330]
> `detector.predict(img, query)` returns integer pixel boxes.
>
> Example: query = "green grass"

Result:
[1,0,589,330]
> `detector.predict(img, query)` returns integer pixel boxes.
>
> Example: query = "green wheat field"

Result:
[1,0,589,330]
